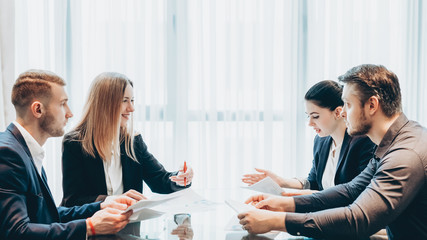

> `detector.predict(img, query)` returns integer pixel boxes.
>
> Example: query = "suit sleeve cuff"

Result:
[285,212,307,237]
[294,177,310,189]
[286,212,320,238]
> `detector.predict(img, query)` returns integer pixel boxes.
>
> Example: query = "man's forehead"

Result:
[343,83,357,92]
[50,83,68,99]
[342,84,356,99]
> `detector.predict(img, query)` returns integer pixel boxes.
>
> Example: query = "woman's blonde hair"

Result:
[73,72,135,162]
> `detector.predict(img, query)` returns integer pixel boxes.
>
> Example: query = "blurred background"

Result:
[0,0,426,204]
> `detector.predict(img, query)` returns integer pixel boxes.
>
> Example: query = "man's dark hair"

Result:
[338,64,402,117]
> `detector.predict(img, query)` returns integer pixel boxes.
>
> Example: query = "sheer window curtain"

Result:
[0,0,15,130]
[6,0,427,205]
[13,0,69,203]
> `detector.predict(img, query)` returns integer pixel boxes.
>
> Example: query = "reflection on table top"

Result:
[89,188,311,240]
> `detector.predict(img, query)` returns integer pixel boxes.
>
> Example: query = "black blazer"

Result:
[307,131,376,190]
[61,132,187,207]
[0,123,100,240]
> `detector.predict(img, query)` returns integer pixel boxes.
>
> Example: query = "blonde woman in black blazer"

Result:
[242,80,375,195]
[61,72,193,207]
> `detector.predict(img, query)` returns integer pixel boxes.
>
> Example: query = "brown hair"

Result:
[338,64,402,117]
[72,72,135,162]
[12,69,65,116]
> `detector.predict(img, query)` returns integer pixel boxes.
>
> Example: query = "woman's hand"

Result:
[123,189,147,201]
[242,168,285,187]
[101,195,136,210]
[101,190,146,210]
[170,163,194,186]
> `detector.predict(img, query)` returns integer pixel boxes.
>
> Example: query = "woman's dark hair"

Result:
[304,80,343,111]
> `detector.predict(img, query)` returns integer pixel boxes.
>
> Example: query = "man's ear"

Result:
[367,96,380,115]
[30,101,44,119]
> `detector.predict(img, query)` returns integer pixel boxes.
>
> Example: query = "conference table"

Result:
[88,188,386,240]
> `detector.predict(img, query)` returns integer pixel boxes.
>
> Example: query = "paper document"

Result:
[153,188,218,214]
[225,199,255,213]
[125,193,177,213]
[224,199,280,239]
[124,191,178,222]
[129,208,165,223]
[125,188,217,222]
[242,176,284,195]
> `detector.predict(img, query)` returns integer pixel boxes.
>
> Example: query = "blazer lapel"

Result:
[41,167,55,201]
[7,123,59,219]
[92,152,109,194]
[335,131,351,178]
[317,136,333,188]
[40,167,60,220]
[8,124,33,161]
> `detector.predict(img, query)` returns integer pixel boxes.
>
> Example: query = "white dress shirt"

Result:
[102,148,124,196]
[321,140,342,189]
[13,121,45,176]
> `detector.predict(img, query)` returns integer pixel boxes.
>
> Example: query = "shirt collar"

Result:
[12,121,45,175]
[374,113,408,160]
[331,140,342,151]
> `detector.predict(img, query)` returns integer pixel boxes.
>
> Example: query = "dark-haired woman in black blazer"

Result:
[242,80,375,195]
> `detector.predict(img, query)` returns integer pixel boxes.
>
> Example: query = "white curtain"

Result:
[6,0,427,205]
[0,0,15,130]
[13,0,68,203]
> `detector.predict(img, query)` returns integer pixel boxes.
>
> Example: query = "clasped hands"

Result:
[238,194,296,234]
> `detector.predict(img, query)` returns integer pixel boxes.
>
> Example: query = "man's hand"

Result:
[170,164,194,186]
[86,208,133,236]
[245,194,295,212]
[101,195,137,211]
[242,168,285,187]
[238,209,286,234]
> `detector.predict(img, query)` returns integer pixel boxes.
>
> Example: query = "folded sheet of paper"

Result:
[242,176,284,195]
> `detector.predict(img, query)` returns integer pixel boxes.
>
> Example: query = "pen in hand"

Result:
[184,161,187,187]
